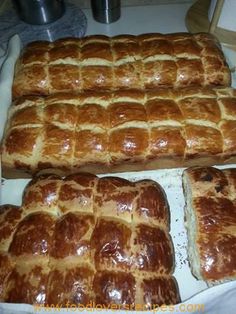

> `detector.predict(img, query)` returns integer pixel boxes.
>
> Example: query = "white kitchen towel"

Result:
[0,34,21,141]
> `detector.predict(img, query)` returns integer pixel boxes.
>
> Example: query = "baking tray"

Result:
[0,35,236,314]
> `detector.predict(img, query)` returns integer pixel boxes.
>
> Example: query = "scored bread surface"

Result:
[183,166,236,282]
[0,173,180,308]
[12,33,231,98]
[2,87,236,177]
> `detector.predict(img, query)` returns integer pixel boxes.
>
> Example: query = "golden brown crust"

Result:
[3,258,50,304]
[12,33,231,98]
[183,166,236,282]
[46,262,95,306]
[2,87,236,178]
[0,173,180,306]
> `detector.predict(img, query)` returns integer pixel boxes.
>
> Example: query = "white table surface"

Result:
[83,3,192,36]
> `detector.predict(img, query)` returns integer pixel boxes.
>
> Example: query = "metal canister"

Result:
[91,0,121,24]
[12,0,65,25]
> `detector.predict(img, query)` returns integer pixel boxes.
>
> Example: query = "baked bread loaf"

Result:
[12,33,231,98]
[0,173,180,308]
[183,166,236,282]
[2,87,236,178]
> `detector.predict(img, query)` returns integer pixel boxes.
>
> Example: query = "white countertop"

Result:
[83,3,192,36]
